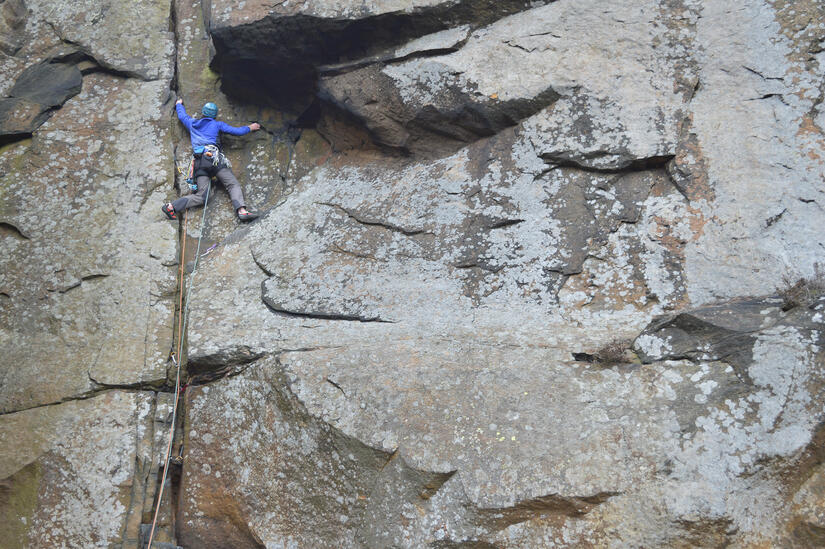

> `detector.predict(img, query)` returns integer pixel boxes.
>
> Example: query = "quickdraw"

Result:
[185,158,196,191]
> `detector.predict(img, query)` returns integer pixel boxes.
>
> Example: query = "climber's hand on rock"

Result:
[176,98,183,105]
[249,122,261,131]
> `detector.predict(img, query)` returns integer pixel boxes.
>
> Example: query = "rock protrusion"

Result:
[0,62,82,143]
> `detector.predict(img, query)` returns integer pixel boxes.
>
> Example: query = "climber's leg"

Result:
[170,175,210,213]
[214,167,246,211]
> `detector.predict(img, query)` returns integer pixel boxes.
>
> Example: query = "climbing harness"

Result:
[203,144,231,169]
[146,179,212,549]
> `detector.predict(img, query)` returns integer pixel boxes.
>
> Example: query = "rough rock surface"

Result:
[0,391,172,548]
[0,0,183,546]
[2,0,825,547]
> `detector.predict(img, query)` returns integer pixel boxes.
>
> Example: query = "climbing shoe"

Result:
[161,203,177,220]
[238,209,259,222]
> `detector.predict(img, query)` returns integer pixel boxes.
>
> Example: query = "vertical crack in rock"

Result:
[169,0,180,96]
[133,3,185,546]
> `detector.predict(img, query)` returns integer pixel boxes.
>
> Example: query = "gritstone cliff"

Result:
[1,0,824,547]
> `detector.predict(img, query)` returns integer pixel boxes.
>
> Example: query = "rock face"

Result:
[2,0,825,547]
[0,0,180,546]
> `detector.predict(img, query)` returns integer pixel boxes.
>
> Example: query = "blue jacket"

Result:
[176,103,250,153]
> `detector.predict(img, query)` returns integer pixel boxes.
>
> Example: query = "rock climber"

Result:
[162,99,261,222]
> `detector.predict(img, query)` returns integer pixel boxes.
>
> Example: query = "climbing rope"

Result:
[146,180,212,549]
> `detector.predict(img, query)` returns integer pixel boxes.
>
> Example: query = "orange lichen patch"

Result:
[797,114,824,138]
[650,215,687,257]
[769,0,825,64]
[686,206,709,242]
[672,115,716,203]
[795,115,825,166]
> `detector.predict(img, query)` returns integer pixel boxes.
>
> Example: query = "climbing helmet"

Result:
[202,102,218,118]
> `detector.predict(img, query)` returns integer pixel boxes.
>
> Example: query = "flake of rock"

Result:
[9,62,82,107]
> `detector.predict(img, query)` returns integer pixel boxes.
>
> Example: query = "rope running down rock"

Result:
[147,180,212,549]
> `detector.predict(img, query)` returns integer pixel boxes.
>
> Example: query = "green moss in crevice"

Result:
[0,460,44,549]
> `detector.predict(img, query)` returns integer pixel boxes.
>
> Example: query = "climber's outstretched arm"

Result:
[175,99,194,131]
[218,120,259,136]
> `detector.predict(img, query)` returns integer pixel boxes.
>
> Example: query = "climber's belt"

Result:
[192,144,231,178]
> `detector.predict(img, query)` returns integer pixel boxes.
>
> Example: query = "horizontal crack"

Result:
[320,45,467,77]
[318,202,430,237]
[264,303,395,323]
[327,243,381,261]
[478,490,621,530]
[0,385,171,416]
[88,370,169,392]
[58,273,109,294]
[454,262,504,273]
[543,154,675,174]
[742,65,785,82]
[487,218,524,230]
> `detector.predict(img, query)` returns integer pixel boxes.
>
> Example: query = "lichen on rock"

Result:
[2,0,824,546]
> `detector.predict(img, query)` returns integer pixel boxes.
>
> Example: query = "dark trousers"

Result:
[171,168,246,213]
